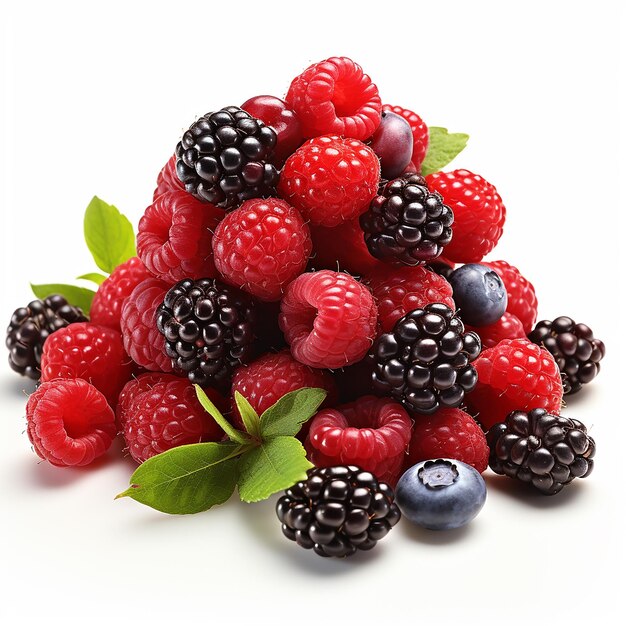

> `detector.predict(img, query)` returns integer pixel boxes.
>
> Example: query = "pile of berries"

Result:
[6,55,605,558]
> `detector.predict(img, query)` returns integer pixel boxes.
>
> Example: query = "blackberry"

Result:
[370,303,481,415]
[156,278,259,389]
[360,173,454,266]
[487,408,595,495]
[276,465,401,558]
[175,105,279,209]
[426,261,454,280]
[528,316,605,395]
[6,295,87,380]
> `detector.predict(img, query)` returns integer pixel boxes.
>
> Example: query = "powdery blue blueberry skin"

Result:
[396,458,486,530]
[449,263,507,326]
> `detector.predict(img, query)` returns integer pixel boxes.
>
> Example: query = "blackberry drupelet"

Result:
[276,465,401,558]
[528,316,605,395]
[360,173,454,266]
[6,295,87,380]
[487,408,595,495]
[175,106,279,209]
[426,261,454,281]
[370,303,481,415]
[156,278,259,389]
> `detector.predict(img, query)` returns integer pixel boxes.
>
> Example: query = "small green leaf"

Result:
[116,442,244,514]
[260,387,327,438]
[77,272,107,286]
[234,391,261,439]
[31,283,95,314]
[238,436,313,503]
[84,196,136,274]
[421,127,470,177]
[195,385,251,445]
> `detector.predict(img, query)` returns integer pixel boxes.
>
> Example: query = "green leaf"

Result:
[234,391,261,439]
[116,442,244,514]
[194,385,251,445]
[77,272,107,286]
[83,196,136,274]
[31,283,95,314]
[420,127,470,177]
[260,387,327,439]
[238,436,313,503]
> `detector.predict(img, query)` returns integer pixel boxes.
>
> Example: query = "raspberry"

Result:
[425,169,506,263]
[278,135,380,227]
[40,322,132,406]
[122,377,225,463]
[26,379,116,467]
[382,105,429,171]
[137,190,224,283]
[279,270,378,369]
[212,198,312,302]
[153,154,184,200]
[116,372,177,430]
[120,278,173,373]
[285,56,382,141]
[366,265,455,333]
[305,396,413,485]
[467,338,563,431]
[405,408,489,473]
[466,311,526,349]
[230,350,337,430]
[90,257,153,330]
[483,260,538,334]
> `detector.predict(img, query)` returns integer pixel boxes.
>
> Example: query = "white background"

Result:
[2,1,625,624]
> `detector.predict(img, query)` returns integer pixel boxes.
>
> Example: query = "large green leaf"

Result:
[31,283,95,315]
[260,387,327,438]
[421,127,469,176]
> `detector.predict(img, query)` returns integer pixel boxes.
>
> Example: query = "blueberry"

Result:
[396,459,486,530]
[448,263,507,326]
[368,111,414,179]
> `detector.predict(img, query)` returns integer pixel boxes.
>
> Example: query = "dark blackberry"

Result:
[426,260,455,280]
[487,408,595,495]
[156,278,259,389]
[175,105,279,209]
[370,302,481,415]
[6,295,87,380]
[360,173,454,266]
[276,465,401,558]
[528,316,605,395]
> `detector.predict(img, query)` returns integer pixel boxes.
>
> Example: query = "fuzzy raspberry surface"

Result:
[279,270,378,369]
[305,395,413,485]
[153,154,185,200]
[467,338,563,430]
[212,198,311,301]
[426,169,506,263]
[90,257,153,330]
[26,379,116,467]
[137,190,224,283]
[382,104,429,171]
[40,322,132,406]
[120,278,173,373]
[285,56,382,141]
[466,311,526,349]
[278,135,380,227]
[406,407,489,473]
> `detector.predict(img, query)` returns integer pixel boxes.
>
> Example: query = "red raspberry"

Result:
[285,56,382,141]
[278,135,380,227]
[212,198,312,302]
[405,408,489,473]
[230,350,337,430]
[467,338,563,430]
[382,104,429,171]
[366,266,455,333]
[309,217,384,276]
[153,154,184,200]
[116,372,177,430]
[466,311,526,349]
[483,260,538,334]
[120,278,173,373]
[90,257,153,330]
[40,322,132,406]
[305,396,413,485]
[279,270,378,369]
[426,169,506,263]
[137,190,224,283]
[122,377,225,463]
[26,379,116,467]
